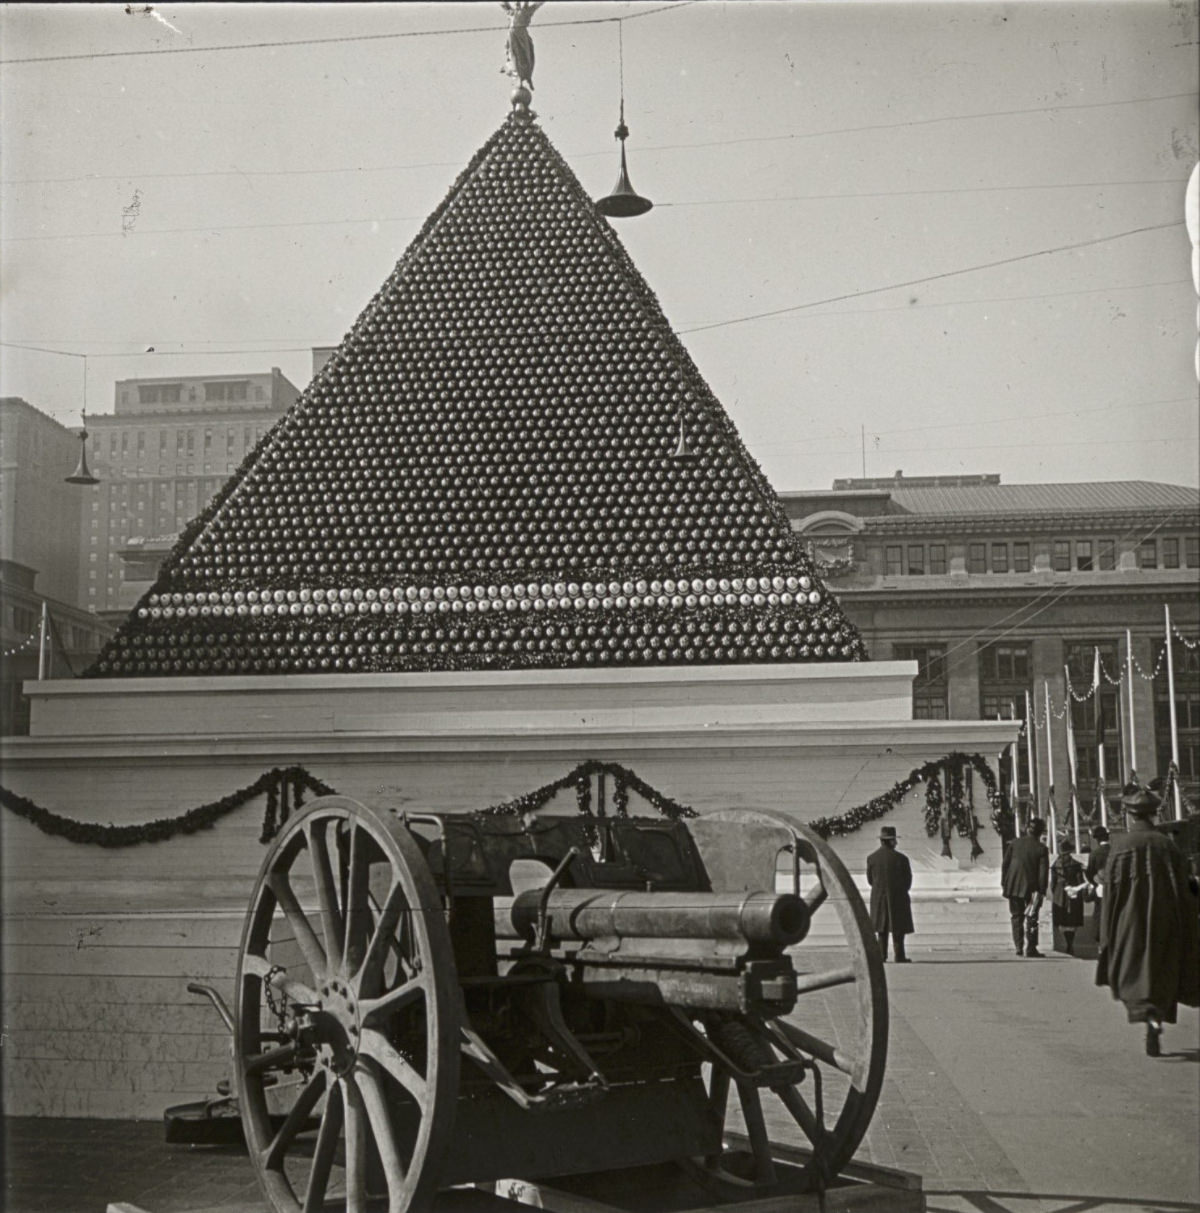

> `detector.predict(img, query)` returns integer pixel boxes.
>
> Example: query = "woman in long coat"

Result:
[866,825,914,962]
[1096,787,1200,1055]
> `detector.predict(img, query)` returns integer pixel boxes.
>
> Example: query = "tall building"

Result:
[82,368,299,618]
[782,473,1200,804]
[0,398,112,733]
[0,397,88,607]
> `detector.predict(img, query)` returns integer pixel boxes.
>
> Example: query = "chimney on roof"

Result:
[893,470,903,480]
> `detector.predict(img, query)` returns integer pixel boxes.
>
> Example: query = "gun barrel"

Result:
[509,888,809,948]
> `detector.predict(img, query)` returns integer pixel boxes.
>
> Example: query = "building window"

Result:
[1066,641,1122,788]
[980,643,1032,740]
[885,546,903,576]
[205,380,249,402]
[1013,542,1030,573]
[1186,536,1199,568]
[895,644,947,720]
[907,545,924,575]
[1075,540,1093,571]
[1156,641,1200,787]
[137,383,182,405]
[186,430,195,455]
[1162,538,1180,569]
[1053,540,1071,572]
[11,605,36,634]
[980,642,1030,684]
[968,543,987,574]
[991,543,1008,574]
[928,544,946,574]
[1138,539,1157,569]
[1098,539,1116,571]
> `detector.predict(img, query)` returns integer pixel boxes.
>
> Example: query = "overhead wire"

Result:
[678,220,1184,335]
[6,279,1187,352]
[931,508,1196,668]
[0,2,698,65]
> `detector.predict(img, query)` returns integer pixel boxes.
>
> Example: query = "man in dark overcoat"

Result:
[866,825,914,962]
[1096,786,1200,1056]
[1001,816,1049,957]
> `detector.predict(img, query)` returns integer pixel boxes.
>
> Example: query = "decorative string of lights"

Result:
[1,630,40,659]
[1172,622,1199,650]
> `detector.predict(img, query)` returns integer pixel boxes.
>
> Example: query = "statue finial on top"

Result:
[501,1,544,94]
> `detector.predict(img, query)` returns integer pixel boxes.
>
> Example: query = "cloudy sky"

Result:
[2,1,1197,490]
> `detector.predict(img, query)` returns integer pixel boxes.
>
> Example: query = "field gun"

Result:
[234,795,888,1212]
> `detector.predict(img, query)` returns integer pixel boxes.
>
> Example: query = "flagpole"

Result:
[1063,664,1082,852]
[37,601,49,681]
[1094,647,1108,829]
[1165,605,1183,821]
[1044,680,1058,857]
[1125,628,1138,781]
[1024,689,1037,825]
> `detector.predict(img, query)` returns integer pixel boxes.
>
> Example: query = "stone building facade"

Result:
[82,368,299,619]
[783,474,1200,808]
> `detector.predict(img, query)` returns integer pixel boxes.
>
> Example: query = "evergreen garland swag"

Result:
[808,751,1006,854]
[0,751,1006,850]
[0,766,333,849]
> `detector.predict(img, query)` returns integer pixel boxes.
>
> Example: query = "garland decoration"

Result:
[923,770,943,838]
[0,766,335,849]
[808,751,1003,856]
[476,759,697,830]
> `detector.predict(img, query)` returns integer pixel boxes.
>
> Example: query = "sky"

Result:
[1,0,1197,492]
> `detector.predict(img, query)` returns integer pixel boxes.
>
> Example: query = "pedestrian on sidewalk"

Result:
[1085,824,1111,897]
[1001,816,1049,957]
[1095,785,1200,1056]
[867,824,914,963]
[1050,837,1087,955]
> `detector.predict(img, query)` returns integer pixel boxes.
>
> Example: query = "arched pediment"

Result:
[795,510,864,536]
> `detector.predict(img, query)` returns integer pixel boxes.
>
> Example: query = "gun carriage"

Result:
[233,795,888,1212]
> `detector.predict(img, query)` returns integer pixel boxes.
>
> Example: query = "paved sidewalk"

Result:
[3,945,1197,1213]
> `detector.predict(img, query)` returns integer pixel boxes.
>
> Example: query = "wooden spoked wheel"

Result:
[697,808,888,1191]
[235,797,460,1213]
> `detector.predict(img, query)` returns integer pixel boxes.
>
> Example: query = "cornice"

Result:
[860,510,1199,534]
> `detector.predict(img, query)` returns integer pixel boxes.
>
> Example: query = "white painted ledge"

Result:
[23,660,923,739]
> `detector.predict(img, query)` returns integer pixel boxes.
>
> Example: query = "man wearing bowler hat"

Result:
[867,825,914,962]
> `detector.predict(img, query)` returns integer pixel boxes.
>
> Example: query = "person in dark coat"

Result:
[1085,823,1111,931]
[1050,837,1087,955]
[866,825,914,962]
[1085,825,1111,888]
[1095,786,1200,1056]
[1001,816,1049,957]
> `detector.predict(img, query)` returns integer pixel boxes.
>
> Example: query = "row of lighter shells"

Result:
[146,574,813,607]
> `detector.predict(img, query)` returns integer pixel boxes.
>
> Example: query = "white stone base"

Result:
[1,662,1017,1117]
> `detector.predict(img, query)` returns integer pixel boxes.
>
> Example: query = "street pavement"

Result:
[2,945,1196,1213]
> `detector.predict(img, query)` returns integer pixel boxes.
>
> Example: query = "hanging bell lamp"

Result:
[595,24,652,218]
[65,410,100,486]
[596,111,653,218]
[670,413,699,462]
